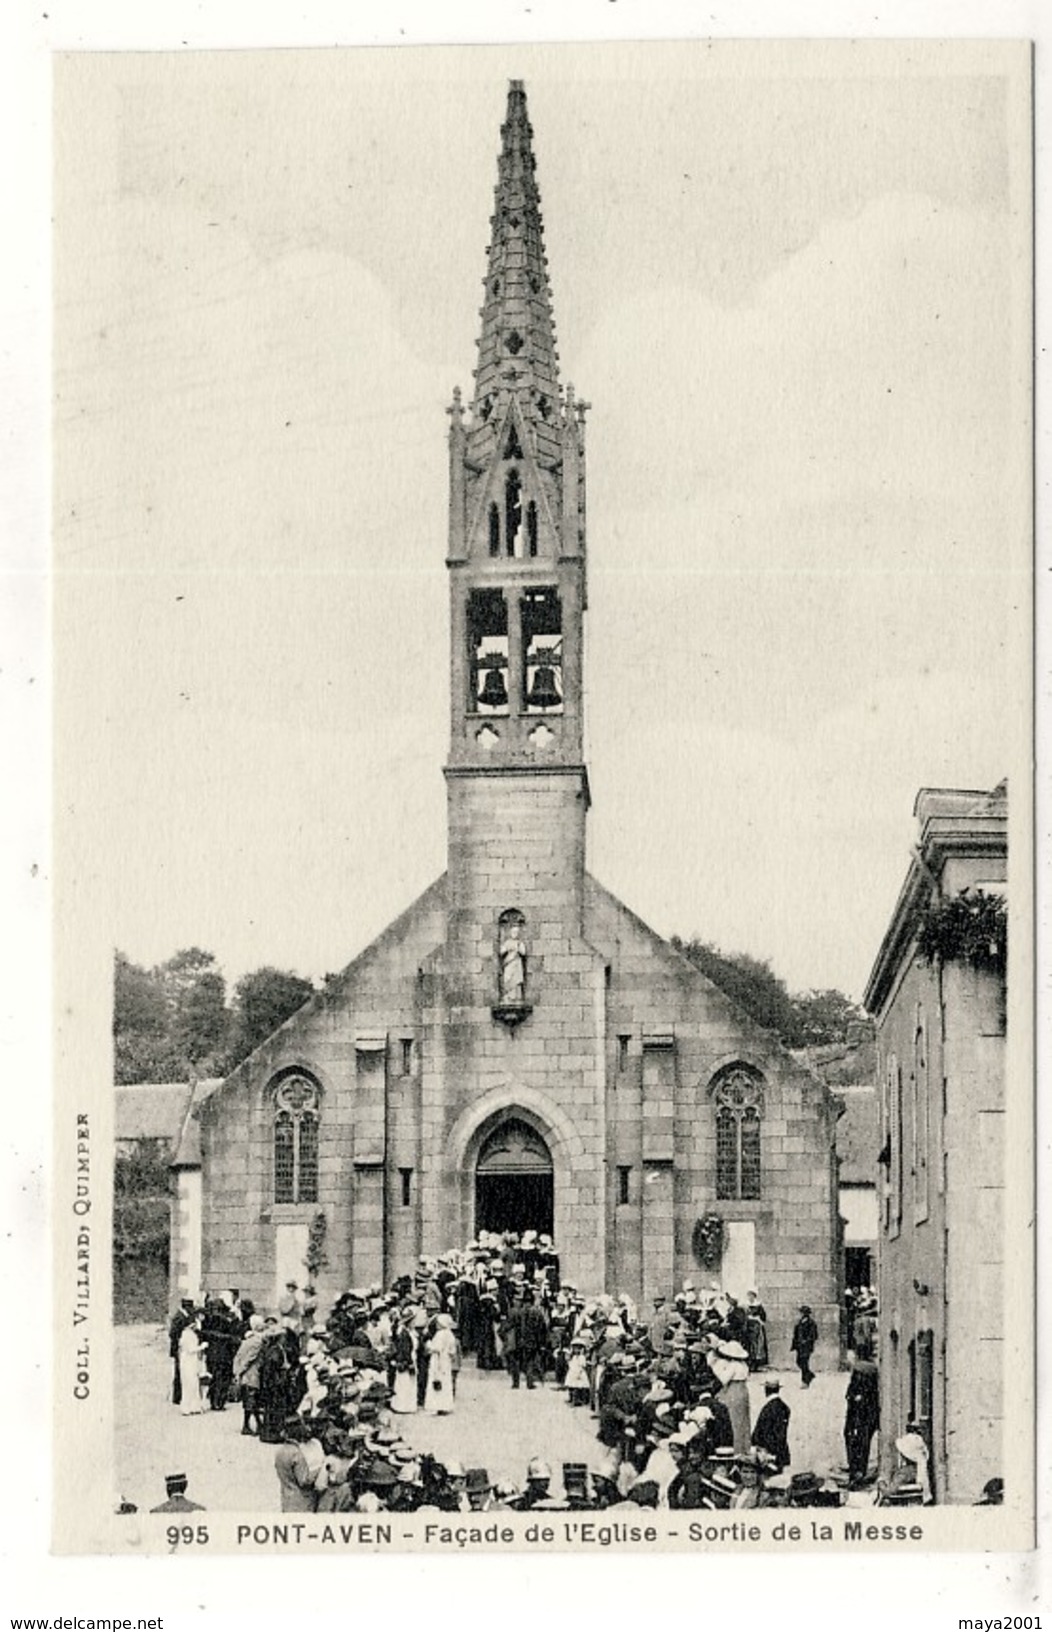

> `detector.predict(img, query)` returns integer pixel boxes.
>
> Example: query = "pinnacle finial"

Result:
[469,80,561,464]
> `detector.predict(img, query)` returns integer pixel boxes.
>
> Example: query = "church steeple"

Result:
[470,80,562,469]
[446,81,588,796]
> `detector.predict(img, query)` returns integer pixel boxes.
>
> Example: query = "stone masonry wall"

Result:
[427,771,606,1289]
[199,878,447,1310]
[587,876,841,1368]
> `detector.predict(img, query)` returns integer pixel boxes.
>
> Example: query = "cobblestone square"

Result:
[116,1324,848,1514]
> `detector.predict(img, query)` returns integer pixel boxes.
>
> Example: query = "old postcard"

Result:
[49,38,1034,1560]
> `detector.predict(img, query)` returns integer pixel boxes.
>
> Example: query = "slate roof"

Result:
[114,1079,220,1167]
[115,1082,193,1144]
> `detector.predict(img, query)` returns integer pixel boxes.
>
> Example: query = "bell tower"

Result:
[445,80,589,791]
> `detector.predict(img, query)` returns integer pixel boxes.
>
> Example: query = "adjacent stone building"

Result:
[195,81,841,1363]
[797,1033,879,1297]
[863,782,1007,1502]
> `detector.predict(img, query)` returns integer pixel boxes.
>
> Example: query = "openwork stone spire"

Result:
[470,80,562,467]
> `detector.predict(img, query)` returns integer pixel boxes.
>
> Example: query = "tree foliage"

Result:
[916,887,1006,974]
[670,937,870,1048]
[225,966,316,1069]
[113,949,315,1083]
[114,951,173,1083]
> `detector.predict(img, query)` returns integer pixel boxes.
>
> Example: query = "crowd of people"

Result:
[162,1234,919,1512]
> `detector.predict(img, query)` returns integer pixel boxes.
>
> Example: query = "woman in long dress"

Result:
[257,1332,291,1444]
[710,1341,752,1456]
[744,1291,769,1370]
[390,1315,418,1415]
[178,1318,205,1416]
[426,1313,457,1416]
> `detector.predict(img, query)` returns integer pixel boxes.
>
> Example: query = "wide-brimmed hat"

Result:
[592,1449,621,1482]
[362,1461,398,1487]
[465,1468,493,1493]
[714,1340,749,1362]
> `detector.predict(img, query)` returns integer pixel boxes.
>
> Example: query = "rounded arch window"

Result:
[711,1065,765,1201]
[272,1072,320,1205]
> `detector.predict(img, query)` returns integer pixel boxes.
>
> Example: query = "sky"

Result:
[53,40,1031,1004]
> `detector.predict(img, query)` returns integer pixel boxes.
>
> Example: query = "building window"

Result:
[891,1058,904,1238]
[618,1034,630,1071]
[884,1055,904,1240]
[400,1167,413,1208]
[488,502,500,557]
[913,1010,930,1224]
[272,1074,320,1205]
[401,1038,413,1077]
[505,469,523,556]
[712,1066,764,1201]
[617,1165,631,1205]
[527,499,538,556]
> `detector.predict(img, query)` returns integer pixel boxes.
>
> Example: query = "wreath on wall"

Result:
[305,1210,329,1279]
[916,888,1006,975]
[692,1212,725,1270]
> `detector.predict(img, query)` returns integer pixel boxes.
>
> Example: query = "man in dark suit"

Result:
[844,1355,880,1488]
[167,1299,195,1406]
[790,1306,819,1388]
[751,1378,792,1472]
[509,1290,549,1389]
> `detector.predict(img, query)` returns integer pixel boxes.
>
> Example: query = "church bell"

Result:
[478,667,509,709]
[526,664,561,710]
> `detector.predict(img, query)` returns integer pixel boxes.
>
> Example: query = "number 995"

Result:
[166,1525,209,1547]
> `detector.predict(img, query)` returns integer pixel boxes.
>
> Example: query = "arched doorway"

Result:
[474,1117,553,1237]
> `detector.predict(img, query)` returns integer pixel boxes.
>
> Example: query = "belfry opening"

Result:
[474,1117,554,1238]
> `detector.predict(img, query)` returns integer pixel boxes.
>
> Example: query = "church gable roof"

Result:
[198,873,448,1112]
[584,872,834,1094]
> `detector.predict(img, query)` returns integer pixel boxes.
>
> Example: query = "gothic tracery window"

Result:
[713,1067,765,1201]
[273,1074,320,1205]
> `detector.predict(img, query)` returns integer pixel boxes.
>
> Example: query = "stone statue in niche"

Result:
[498,916,527,1003]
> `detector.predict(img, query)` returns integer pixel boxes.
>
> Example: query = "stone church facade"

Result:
[197,82,841,1364]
